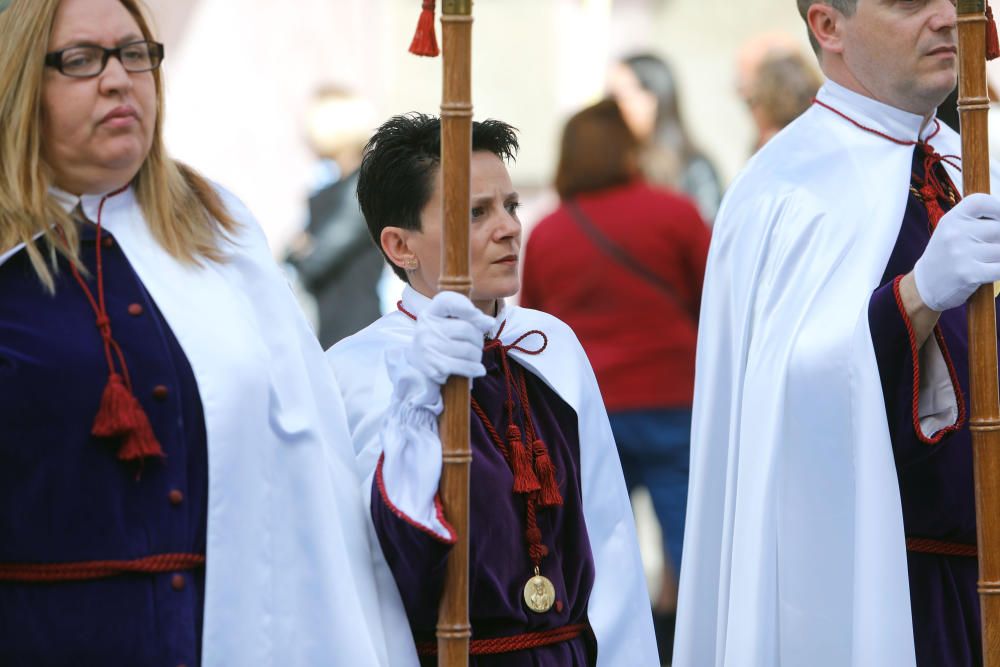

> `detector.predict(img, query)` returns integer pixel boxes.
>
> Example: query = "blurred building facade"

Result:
[146,0,811,250]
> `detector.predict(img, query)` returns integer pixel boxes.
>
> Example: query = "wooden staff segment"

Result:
[436,1,474,666]
[958,0,1000,662]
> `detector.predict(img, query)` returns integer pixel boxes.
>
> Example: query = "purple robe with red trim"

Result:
[868,147,987,666]
[0,223,208,667]
[371,344,597,667]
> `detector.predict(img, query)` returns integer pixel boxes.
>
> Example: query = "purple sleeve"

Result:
[868,276,965,466]
[370,454,455,619]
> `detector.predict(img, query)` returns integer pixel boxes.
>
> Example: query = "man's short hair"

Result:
[356,113,519,282]
[797,0,858,54]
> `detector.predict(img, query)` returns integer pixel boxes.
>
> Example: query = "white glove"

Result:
[377,292,494,536]
[394,291,495,412]
[913,193,1000,311]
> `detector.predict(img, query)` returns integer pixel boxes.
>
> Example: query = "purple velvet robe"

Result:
[869,146,985,666]
[372,343,597,666]
[0,223,208,666]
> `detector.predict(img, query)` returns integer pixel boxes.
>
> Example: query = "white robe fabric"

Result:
[4,186,396,666]
[328,285,660,667]
[675,80,1000,667]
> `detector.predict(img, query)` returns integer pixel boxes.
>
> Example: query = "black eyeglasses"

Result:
[44,40,164,78]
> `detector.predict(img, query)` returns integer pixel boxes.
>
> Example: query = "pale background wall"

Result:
[144,0,812,252]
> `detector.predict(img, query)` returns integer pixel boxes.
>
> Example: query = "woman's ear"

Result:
[380,226,420,272]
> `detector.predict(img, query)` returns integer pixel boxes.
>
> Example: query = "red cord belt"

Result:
[415,623,588,657]
[906,538,976,558]
[0,553,205,582]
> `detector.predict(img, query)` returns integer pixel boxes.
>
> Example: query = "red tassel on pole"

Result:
[408,0,440,57]
[987,2,1000,61]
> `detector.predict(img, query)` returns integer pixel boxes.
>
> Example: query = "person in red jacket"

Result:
[520,98,710,663]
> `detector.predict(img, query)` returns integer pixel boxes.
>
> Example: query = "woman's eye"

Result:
[506,202,521,216]
[471,207,485,219]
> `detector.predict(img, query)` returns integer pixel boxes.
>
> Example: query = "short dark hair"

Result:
[356,113,519,281]
[797,0,858,54]
[554,98,639,199]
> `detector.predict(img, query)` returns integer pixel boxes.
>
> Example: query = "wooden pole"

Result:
[436,1,473,666]
[957,1,1000,662]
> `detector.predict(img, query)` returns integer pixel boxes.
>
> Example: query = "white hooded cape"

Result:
[674,80,1000,667]
[327,286,659,667]
[2,186,396,666]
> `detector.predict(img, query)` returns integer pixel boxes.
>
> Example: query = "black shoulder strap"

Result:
[565,199,696,323]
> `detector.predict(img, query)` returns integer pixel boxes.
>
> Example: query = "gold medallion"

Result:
[523,568,556,613]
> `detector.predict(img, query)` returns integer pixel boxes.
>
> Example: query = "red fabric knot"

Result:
[67,186,164,470]
[94,314,112,337]
[408,0,439,57]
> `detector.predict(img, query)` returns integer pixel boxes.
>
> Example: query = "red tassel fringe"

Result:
[91,373,164,463]
[988,3,1000,61]
[92,374,137,437]
[508,425,541,494]
[408,1,439,57]
[532,439,563,507]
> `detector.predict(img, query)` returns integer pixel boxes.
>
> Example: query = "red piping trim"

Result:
[906,537,977,558]
[0,553,205,582]
[891,275,966,444]
[415,623,588,656]
[374,453,456,545]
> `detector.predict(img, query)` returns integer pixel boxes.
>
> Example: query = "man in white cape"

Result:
[675,1,1000,665]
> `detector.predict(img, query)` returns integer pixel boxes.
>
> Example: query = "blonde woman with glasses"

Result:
[0,0,397,664]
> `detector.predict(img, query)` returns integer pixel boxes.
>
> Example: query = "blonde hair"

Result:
[0,0,239,290]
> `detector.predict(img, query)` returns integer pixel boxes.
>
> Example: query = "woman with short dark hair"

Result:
[330,112,658,666]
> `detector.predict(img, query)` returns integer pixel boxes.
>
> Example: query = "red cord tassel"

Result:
[116,411,164,463]
[532,439,563,507]
[988,3,1000,61]
[508,425,541,494]
[408,0,439,57]
[920,184,946,229]
[92,373,164,462]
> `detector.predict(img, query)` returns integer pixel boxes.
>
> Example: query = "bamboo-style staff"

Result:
[409,2,474,665]
[958,0,1000,662]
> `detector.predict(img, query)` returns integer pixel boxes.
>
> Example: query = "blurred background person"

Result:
[285,86,385,348]
[520,98,711,666]
[742,50,822,152]
[608,53,724,224]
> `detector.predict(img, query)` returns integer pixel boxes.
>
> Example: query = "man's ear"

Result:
[808,3,847,56]
[380,226,419,272]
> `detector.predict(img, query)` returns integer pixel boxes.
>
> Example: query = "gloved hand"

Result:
[377,292,495,535]
[913,193,1000,311]
[392,290,496,413]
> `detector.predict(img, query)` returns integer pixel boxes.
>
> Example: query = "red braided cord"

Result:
[812,98,941,146]
[471,396,510,461]
[906,538,976,558]
[416,623,588,656]
[0,553,206,582]
[67,186,135,390]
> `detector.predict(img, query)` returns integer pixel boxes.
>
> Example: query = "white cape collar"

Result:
[816,79,938,144]
[399,285,507,339]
